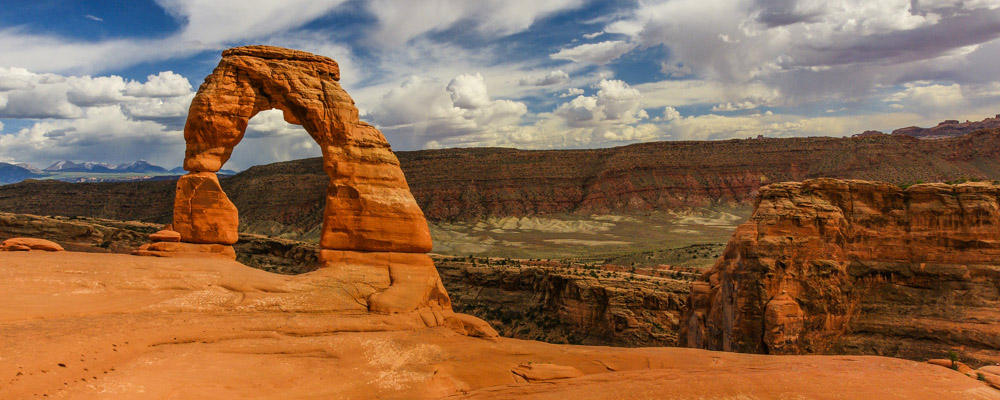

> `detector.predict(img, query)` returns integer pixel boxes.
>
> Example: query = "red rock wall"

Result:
[683,178,1000,366]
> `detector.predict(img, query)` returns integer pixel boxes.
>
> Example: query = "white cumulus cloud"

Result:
[551,40,638,65]
[365,73,528,149]
[519,70,571,86]
[556,79,648,126]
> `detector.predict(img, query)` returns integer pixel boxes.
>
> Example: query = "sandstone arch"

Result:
[156,46,447,314]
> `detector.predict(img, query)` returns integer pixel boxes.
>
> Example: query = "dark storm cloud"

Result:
[751,0,824,28]
[789,8,1000,69]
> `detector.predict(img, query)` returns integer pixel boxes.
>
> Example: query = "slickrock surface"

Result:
[2,252,997,399]
[684,178,1000,366]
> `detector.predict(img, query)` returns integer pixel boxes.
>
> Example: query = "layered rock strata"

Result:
[684,178,1000,366]
[7,129,1000,238]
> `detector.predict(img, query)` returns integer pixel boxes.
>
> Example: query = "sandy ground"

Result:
[1,252,997,399]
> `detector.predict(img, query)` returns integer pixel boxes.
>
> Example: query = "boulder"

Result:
[1,237,64,252]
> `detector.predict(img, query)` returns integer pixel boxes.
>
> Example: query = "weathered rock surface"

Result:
[684,178,1000,366]
[436,259,691,346]
[0,237,64,252]
[181,45,430,253]
[511,363,584,381]
[148,229,181,242]
[172,172,239,244]
[144,46,444,314]
[133,241,237,259]
[1,252,996,399]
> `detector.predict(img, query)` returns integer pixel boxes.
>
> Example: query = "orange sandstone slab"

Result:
[1,252,997,399]
[148,229,181,242]
[1,237,64,252]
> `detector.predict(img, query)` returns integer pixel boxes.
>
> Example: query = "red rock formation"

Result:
[171,172,239,245]
[134,241,237,259]
[149,229,181,242]
[180,45,430,253]
[147,45,448,315]
[683,178,1000,366]
[0,237,64,252]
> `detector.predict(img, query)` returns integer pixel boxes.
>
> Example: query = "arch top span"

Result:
[183,45,346,173]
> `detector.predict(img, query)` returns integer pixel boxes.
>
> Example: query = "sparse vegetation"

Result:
[947,350,960,370]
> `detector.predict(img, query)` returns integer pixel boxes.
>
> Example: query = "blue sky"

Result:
[1,0,999,170]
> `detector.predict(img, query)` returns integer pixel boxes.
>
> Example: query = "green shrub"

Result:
[947,350,960,370]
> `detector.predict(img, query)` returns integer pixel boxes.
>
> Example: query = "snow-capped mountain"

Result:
[44,160,117,172]
[114,160,167,173]
[13,163,43,174]
[44,159,169,173]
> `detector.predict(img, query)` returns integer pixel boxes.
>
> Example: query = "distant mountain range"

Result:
[0,160,237,185]
[0,163,45,185]
[891,114,1000,138]
[44,160,168,173]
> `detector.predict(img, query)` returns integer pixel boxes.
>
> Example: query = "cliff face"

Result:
[683,178,1000,366]
[2,129,1000,235]
[401,129,1000,221]
[436,259,693,346]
